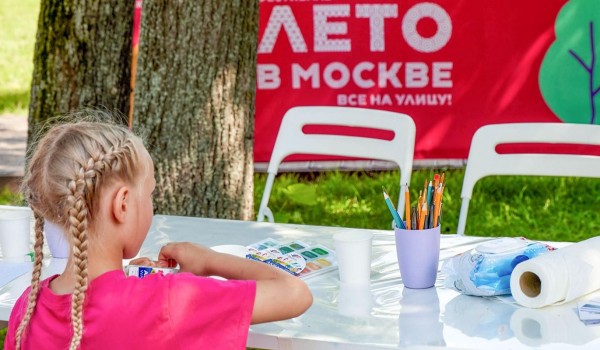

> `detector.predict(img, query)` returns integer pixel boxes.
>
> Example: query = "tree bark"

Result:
[28,0,134,142]
[133,1,258,220]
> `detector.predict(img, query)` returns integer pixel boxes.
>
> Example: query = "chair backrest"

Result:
[257,106,416,223]
[457,122,600,235]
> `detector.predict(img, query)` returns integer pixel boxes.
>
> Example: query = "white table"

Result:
[2,214,600,349]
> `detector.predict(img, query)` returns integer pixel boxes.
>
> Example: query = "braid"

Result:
[68,140,134,350]
[67,163,91,349]
[14,212,45,350]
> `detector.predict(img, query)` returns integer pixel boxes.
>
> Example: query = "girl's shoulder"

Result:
[5,274,61,348]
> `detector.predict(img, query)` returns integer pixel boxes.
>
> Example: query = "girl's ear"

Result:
[111,186,130,224]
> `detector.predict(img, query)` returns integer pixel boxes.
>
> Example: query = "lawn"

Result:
[254,170,600,242]
[0,327,5,348]
[0,0,39,115]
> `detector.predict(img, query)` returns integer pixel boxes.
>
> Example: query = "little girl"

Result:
[5,120,312,350]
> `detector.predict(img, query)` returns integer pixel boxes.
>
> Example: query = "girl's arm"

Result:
[157,242,313,324]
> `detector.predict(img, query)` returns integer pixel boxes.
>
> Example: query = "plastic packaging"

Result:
[126,265,179,278]
[442,237,554,296]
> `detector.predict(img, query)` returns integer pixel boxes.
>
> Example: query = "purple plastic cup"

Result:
[394,225,441,289]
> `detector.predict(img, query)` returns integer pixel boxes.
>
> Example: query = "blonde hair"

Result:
[16,120,144,350]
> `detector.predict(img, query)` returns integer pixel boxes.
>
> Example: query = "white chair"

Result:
[456,122,600,235]
[257,106,416,223]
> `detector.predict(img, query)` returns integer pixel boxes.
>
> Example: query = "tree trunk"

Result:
[28,0,134,142]
[133,1,258,220]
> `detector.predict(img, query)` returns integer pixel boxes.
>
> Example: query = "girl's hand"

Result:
[129,257,161,267]
[157,242,215,275]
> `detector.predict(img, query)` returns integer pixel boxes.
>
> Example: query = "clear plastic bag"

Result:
[442,237,555,296]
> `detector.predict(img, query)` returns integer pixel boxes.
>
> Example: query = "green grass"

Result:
[0,188,24,206]
[0,327,5,349]
[0,0,39,115]
[254,169,600,242]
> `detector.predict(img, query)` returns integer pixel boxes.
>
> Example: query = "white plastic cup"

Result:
[44,221,70,258]
[333,231,373,286]
[0,209,31,262]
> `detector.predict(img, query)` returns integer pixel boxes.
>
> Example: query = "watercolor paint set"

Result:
[246,238,337,279]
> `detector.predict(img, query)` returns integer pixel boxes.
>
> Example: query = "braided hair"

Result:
[17,121,143,350]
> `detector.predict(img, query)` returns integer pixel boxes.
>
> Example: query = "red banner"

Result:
[255,0,600,164]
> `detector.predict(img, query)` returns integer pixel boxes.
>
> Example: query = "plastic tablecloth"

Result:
[2,214,600,349]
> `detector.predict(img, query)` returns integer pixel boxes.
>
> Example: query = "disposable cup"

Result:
[44,221,70,258]
[394,225,440,289]
[0,209,31,262]
[333,231,373,286]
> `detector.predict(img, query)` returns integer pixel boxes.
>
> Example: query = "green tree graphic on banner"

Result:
[540,0,600,124]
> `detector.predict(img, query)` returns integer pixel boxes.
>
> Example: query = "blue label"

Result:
[138,267,153,278]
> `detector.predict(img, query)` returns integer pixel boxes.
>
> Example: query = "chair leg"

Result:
[264,207,274,223]
[398,183,407,220]
[257,172,277,222]
[456,198,470,236]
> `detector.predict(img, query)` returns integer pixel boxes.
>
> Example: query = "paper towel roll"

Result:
[510,236,600,308]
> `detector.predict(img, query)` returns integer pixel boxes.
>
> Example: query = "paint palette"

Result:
[246,239,337,279]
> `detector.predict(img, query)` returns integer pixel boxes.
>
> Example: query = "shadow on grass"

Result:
[0,90,29,115]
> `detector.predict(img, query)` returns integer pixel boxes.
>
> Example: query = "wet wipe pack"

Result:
[442,237,555,296]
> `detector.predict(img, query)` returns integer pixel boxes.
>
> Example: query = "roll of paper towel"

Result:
[510,236,600,308]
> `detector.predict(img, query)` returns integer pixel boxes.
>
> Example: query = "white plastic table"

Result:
[2,214,600,349]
